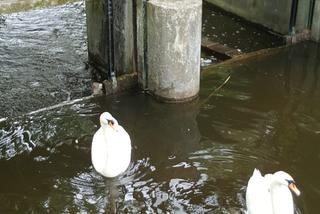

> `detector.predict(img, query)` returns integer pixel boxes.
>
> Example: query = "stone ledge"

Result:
[103,73,138,95]
[285,29,311,44]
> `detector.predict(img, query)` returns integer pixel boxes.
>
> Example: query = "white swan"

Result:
[91,112,131,177]
[246,168,300,214]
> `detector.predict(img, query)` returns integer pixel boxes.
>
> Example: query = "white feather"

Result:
[246,169,273,214]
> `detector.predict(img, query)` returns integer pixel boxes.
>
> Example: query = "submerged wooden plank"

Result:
[201,44,288,72]
[201,36,241,59]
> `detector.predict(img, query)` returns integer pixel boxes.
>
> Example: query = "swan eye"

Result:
[107,119,114,125]
[286,179,295,185]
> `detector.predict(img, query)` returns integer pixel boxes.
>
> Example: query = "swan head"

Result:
[99,112,118,130]
[273,171,301,196]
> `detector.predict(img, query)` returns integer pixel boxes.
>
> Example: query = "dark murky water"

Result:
[1,41,320,213]
[1,1,320,213]
[0,2,91,118]
[202,1,285,53]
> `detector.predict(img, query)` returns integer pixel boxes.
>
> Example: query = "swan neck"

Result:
[101,125,112,135]
[269,178,294,214]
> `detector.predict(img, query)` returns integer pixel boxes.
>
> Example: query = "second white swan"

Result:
[246,168,300,214]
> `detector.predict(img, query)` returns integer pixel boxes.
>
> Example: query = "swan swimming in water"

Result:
[246,168,300,214]
[91,112,131,177]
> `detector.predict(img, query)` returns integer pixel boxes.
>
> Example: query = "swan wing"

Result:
[246,169,273,214]
[108,125,131,175]
[91,128,107,175]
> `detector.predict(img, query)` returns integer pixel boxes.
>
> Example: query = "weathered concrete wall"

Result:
[205,0,292,34]
[85,0,109,76]
[206,0,320,42]
[113,0,134,75]
[207,0,292,34]
[146,0,202,102]
[296,0,311,31]
[85,0,134,78]
[136,0,147,89]
[312,0,320,41]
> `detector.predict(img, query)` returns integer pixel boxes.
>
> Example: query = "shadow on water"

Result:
[0,41,320,213]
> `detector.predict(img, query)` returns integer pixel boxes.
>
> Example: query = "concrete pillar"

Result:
[146,0,202,102]
[85,0,134,78]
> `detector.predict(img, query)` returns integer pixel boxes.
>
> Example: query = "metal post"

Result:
[107,0,117,87]
[143,0,149,89]
[289,0,299,34]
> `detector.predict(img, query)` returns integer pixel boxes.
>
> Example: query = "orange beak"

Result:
[289,183,301,196]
